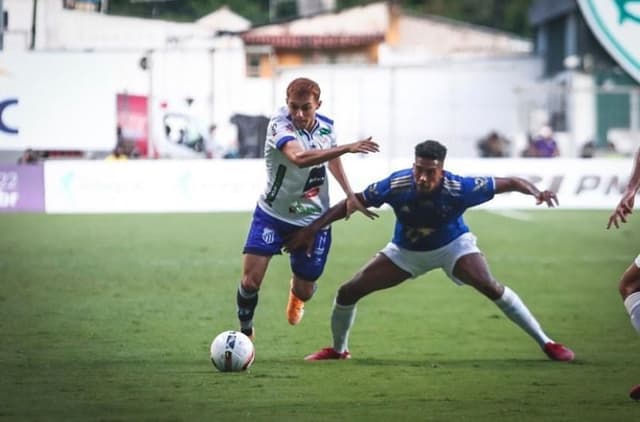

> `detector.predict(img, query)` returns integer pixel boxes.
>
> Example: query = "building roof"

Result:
[244,2,389,37]
[196,6,251,33]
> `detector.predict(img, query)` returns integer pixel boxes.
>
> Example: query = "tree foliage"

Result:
[106,0,533,37]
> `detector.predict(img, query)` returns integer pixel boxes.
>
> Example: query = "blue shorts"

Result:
[243,205,332,282]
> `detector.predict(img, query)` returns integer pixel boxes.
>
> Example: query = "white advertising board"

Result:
[0,52,144,151]
[43,158,630,214]
[44,160,265,213]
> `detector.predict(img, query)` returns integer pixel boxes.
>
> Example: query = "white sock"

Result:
[331,300,357,353]
[623,291,640,334]
[494,286,551,347]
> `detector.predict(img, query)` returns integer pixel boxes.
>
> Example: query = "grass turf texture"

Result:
[1,210,638,421]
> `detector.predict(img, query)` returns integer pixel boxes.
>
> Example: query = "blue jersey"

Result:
[362,169,495,251]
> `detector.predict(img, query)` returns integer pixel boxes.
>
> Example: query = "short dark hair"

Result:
[415,140,447,161]
[286,77,321,101]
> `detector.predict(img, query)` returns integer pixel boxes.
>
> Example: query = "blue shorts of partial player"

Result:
[243,205,332,282]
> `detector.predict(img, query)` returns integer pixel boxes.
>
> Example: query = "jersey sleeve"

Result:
[270,116,298,150]
[461,176,495,208]
[361,176,392,208]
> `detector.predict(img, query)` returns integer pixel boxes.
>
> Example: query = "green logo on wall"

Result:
[578,0,640,83]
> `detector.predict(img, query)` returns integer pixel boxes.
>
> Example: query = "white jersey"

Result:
[257,106,338,226]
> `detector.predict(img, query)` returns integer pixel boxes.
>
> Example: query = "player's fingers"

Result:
[360,208,379,220]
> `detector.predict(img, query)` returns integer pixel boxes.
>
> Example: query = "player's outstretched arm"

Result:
[608,148,640,229]
[494,177,559,208]
[282,137,379,168]
[328,157,378,220]
[284,193,373,256]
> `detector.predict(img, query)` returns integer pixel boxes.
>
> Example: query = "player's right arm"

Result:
[608,148,640,229]
[281,137,379,168]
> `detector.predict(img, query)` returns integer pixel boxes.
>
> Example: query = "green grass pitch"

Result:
[1,210,638,421]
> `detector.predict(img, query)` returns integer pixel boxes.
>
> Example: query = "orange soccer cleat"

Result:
[286,290,305,325]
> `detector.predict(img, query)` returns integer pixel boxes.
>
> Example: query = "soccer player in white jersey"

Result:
[236,77,379,341]
[285,139,575,362]
[607,146,640,400]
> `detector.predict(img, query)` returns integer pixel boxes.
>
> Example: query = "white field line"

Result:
[487,210,533,221]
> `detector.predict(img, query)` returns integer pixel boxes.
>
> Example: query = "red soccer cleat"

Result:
[543,342,575,362]
[630,384,640,401]
[304,347,351,361]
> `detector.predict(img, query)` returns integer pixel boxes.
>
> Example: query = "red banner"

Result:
[116,94,149,157]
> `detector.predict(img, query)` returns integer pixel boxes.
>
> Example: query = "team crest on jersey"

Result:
[270,122,278,136]
[472,177,490,192]
[262,227,275,244]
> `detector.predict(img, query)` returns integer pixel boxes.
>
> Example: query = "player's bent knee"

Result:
[336,283,360,306]
[619,266,640,298]
[619,278,640,299]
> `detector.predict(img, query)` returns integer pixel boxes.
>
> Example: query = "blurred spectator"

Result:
[17,148,39,164]
[105,144,128,161]
[580,140,622,158]
[529,126,560,158]
[477,131,510,157]
[580,140,596,158]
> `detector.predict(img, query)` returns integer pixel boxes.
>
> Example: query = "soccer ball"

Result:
[210,330,255,372]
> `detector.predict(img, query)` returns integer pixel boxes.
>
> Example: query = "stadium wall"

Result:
[0,158,630,214]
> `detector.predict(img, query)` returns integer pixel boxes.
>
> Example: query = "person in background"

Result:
[607,146,640,400]
[285,139,575,363]
[477,130,510,157]
[235,77,379,341]
[17,148,39,164]
[530,126,559,158]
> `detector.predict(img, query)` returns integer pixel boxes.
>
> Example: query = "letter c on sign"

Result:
[0,99,18,134]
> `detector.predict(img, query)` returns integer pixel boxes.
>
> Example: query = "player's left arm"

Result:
[494,177,559,207]
[328,157,378,220]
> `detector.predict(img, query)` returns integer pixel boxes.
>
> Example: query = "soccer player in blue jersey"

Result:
[236,77,379,341]
[285,139,575,361]
[607,146,640,400]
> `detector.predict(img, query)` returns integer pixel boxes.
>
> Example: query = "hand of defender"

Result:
[346,136,379,154]
[535,190,559,208]
[345,194,378,221]
[283,226,317,257]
